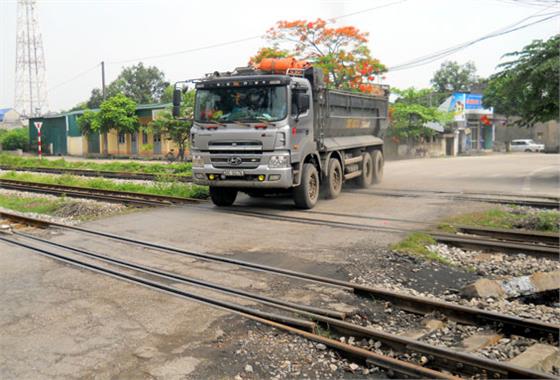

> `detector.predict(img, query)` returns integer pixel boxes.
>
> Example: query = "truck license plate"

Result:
[224,169,244,176]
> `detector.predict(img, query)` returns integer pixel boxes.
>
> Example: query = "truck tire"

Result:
[209,187,238,207]
[293,163,319,209]
[357,152,373,188]
[371,150,384,184]
[324,158,342,199]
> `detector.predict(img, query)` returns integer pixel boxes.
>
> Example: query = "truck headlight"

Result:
[192,155,204,168]
[269,155,290,168]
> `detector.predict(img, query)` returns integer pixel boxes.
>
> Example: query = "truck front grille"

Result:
[208,141,262,153]
[210,154,262,169]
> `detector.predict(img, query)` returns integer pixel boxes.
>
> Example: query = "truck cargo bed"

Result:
[314,87,389,151]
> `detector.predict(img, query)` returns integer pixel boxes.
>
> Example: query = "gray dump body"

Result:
[313,88,389,151]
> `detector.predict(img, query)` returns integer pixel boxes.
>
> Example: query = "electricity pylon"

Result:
[14,0,48,117]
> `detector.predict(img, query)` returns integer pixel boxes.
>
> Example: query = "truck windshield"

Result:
[195,86,287,123]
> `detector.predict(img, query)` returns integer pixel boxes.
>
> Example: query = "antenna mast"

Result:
[14,0,48,117]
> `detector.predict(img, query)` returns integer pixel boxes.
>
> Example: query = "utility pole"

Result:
[101,61,106,99]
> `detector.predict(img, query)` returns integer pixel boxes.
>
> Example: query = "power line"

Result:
[47,63,100,93]
[330,0,408,21]
[107,0,408,65]
[388,6,556,70]
[46,0,408,93]
[387,10,560,72]
[106,35,262,65]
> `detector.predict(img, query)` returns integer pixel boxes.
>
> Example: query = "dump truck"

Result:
[174,59,389,209]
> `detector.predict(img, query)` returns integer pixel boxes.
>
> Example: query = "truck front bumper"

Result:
[192,165,293,189]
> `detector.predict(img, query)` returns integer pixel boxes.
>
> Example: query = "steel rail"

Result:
[0,182,167,207]
[0,178,202,205]
[365,187,560,202]
[455,225,559,247]
[5,232,554,379]
[354,189,559,209]
[0,234,457,380]
[0,165,193,182]
[1,211,555,342]
[429,232,559,259]
[15,231,346,320]
[213,207,411,234]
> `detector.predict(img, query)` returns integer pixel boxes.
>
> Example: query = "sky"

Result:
[1,0,558,113]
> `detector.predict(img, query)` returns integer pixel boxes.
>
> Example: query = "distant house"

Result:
[28,103,179,157]
[438,92,494,154]
[0,108,25,130]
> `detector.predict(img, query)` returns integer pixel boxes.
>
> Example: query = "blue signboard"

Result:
[465,94,483,110]
[448,93,491,121]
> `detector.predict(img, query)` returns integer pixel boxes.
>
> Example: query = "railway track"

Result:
[1,210,557,341]
[354,188,559,209]
[1,176,556,258]
[0,212,557,378]
[455,225,559,246]
[2,164,557,210]
[0,178,201,207]
[429,231,559,260]
[211,207,559,259]
[0,165,193,182]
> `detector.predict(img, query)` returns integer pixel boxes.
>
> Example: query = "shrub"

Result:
[0,127,29,151]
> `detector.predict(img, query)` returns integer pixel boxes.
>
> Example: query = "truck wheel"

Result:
[209,187,238,207]
[324,158,342,199]
[293,163,319,209]
[357,152,374,188]
[371,150,384,184]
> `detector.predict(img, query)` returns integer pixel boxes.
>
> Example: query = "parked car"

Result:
[510,139,545,152]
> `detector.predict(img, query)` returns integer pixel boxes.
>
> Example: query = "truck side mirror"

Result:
[172,88,182,118]
[296,93,310,114]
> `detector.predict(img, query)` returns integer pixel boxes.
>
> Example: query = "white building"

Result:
[0,108,25,130]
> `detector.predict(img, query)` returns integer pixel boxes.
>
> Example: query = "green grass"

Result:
[440,208,560,233]
[0,154,192,176]
[391,232,451,265]
[0,193,64,215]
[0,171,209,199]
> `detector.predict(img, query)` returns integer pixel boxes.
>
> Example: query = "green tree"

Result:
[148,90,194,161]
[159,85,175,104]
[80,63,168,110]
[0,127,29,151]
[392,87,435,107]
[483,35,559,125]
[108,62,169,104]
[86,88,105,109]
[253,19,386,94]
[431,60,479,94]
[96,94,139,154]
[389,88,452,141]
[77,109,99,135]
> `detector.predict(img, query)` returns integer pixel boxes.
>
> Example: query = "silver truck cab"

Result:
[190,75,312,191]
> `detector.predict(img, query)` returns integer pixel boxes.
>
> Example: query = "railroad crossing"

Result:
[1,154,558,379]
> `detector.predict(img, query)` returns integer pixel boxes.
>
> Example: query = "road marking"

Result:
[522,166,557,191]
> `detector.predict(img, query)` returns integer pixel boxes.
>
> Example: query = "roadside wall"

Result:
[384,135,447,160]
[494,119,559,152]
[67,136,84,155]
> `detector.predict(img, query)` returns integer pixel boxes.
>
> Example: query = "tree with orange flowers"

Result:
[250,19,386,94]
